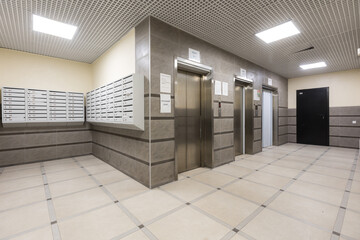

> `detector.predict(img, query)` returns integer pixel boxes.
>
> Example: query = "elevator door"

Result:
[262,90,273,148]
[234,84,244,155]
[175,70,201,173]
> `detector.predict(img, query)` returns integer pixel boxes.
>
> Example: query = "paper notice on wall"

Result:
[160,73,172,93]
[222,82,228,96]
[215,80,222,95]
[253,89,261,101]
[268,78,273,86]
[240,68,247,78]
[189,48,201,62]
[160,94,171,113]
[248,72,255,81]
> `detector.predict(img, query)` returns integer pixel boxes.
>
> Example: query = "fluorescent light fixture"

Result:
[300,62,327,70]
[33,14,77,40]
[255,21,300,43]
[358,48,360,56]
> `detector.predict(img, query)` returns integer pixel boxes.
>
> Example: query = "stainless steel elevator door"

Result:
[234,84,244,156]
[175,70,201,173]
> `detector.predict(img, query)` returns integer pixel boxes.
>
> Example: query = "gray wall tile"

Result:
[151,161,175,188]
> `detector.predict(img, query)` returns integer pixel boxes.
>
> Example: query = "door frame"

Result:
[261,85,279,148]
[174,57,213,177]
[234,77,253,155]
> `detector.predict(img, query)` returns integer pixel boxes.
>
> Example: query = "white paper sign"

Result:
[215,80,222,95]
[240,68,247,78]
[160,73,171,93]
[189,48,201,62]
[248,72,255,80]
[253,89,260,101]
[222,82,228,96]
[160,94,171,113]
[268,78,272,86]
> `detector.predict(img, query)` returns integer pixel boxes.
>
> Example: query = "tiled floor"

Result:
[0,143,359,240]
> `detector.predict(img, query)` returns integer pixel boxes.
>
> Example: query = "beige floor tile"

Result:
[231,159,267,170]
[191,170,236,188]
[292,151,322,159]
[229,234,248,240]
[314,160,353,170]
[122,189,182,223]
[84,163,116,174]
[44,162,80,173]
[351,180,360,194]
[43,158,75,166]
[58,204,136,240]
[347,192,360,212]
[93,170,129,185]
[324,151,356,159]
[0,167,42,181]
[256,151,287,159]
[194,191,258,227]
[245,171,291,189]
[105,178,148,201]
[11,226,53,240]
[319,155,354,163]
[354,172,360,181]
[0,185,46,211]
[245,155,276,163]
[0,175,43,194]
[46,168,88,183]
[307,165,350,179]
[298,172,348,190]
[0,201,50,239]
[287,180,344,206]
[223,180,278,204]
[77,158,106,167]
[341,210,360,239]
[53,188,112,219]
[2,162,40,172]
[147,207,229,240]
[121,230,150,240]
[49,176,97,197]
[178,167,209,177]
[280,155,314,163]
[273,159,309,170]
[213,164,253,178]
[260,165,301,178]
[160,178,213,202]
[269,192,338,230]
[242,209,330,240]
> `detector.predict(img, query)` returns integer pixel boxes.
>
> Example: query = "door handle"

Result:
[320,114,325,120]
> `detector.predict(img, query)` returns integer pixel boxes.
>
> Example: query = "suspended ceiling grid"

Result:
[0,0,359,78]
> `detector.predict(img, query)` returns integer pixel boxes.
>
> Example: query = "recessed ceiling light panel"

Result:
[300,62,327,70]
[33,14,77,40]
[255,21,300,43]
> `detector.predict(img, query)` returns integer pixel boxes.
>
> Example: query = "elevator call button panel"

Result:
[86,73,144,131]
[1,87,84,127]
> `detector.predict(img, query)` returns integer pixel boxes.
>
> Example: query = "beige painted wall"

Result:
[288,69,360,108]
[92,28,135,89]
[0,48,93,94]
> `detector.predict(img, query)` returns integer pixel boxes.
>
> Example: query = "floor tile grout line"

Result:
[55,202,114,224]
[40,162,62,240]
[331,149,360,240]
[110,227,141,240]
[232,147,331,237]
[0,176,132,215]
[73,158,158,240]
[0,223,51,240]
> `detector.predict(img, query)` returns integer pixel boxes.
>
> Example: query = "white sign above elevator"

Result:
[188,48,201,63]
